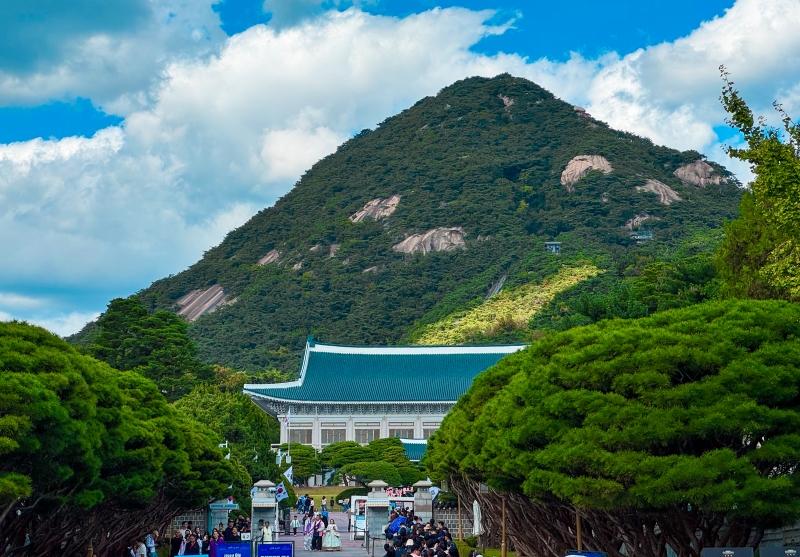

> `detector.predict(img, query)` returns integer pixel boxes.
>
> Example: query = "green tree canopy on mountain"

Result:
[0,321,233,557]
[68,74,740,372]
[427,299,800,557]
[86,297,213,399]
[716,68,800,300]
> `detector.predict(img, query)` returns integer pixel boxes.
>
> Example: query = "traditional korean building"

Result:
[243,336,526,451]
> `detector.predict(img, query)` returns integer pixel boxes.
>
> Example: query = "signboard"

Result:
[241,532,252,541]
[760,547,800,557]
[257,542,294,557]
[566,551,606,557]
[701,549,754,557]
[221,542,252,557]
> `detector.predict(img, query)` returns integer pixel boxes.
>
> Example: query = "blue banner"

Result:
[220,542,252,557]
[257,542,294,557]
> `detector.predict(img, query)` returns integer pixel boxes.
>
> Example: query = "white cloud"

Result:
[0,310,101,337]
[0,0,227,109]
[2,0,800,328]
[0,292,45,309]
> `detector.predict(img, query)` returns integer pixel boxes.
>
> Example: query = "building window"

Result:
[290,429,312,444]
[389,429,415,439]
[355,429,380,443]
[423,422,440,439]
[321,429,346,445]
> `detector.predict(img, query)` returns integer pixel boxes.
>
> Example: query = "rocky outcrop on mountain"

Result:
[309,244,322,252]
[561,155,612,192]
[329,244,340,258]
[292,262,303,271]
[177,285,232,322]
[624,214,652,230]
[636,180,682,205]
[674,160,727,187]
[393,227,466,254]
[350,195,401,222]
[258,249,280,265]
[499,94,514,109]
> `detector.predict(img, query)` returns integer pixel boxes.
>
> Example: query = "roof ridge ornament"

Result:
[307,334,315,347]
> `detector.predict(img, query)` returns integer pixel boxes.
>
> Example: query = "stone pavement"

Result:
[280,512,376,557]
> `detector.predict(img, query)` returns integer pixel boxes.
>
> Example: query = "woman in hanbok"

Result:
[303,514,314,551]
[322,519,342,551]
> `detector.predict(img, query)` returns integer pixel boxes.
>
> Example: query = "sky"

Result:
[1,0,799,336]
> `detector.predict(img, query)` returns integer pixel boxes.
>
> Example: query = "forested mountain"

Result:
[71,74,742,373]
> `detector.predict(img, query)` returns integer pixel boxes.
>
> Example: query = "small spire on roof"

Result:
[307,334,315,347]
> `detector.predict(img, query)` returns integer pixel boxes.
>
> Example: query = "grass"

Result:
[455,541,517,557]
[295,486,351,508]
[413,264,602,345]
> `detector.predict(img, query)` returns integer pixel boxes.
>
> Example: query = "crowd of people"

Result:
[383,511,459,557]
[163,516,257,556]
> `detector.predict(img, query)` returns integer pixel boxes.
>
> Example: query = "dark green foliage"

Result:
[173,384,281,508]
[278,443,321,484]
[97,74,740,372]
[716,192,788,300]
[87,297,213,399]
[337,461,402,487]
[320,441,374,468]
[324,437,421,487]
[530,243,721,333]
[428,299,800,556]
[716,69,800,299]
[0,321,233,556]
[335,486,368,503]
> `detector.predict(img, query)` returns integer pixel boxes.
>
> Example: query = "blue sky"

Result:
[0,0,796,336]
[1,0,733,145]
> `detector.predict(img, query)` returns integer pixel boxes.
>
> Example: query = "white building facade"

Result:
[244,337,526,452]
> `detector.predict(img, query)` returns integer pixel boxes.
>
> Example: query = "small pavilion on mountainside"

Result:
[243,336,527,454]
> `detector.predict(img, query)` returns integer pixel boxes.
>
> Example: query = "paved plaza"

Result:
[278,512,373,557]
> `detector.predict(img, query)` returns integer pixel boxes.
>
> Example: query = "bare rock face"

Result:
[309,244,322,252]
[258,249,280,265]
[499,94,514,109]
[292,262,303,271]
[176,285,232,322]
[560,155,612,192]
[673,160,727,187]
[362,266,378,273]
[329,244,340,258]
[350,195,401,223]
[393,227,466,254]
[624,214,652,230]
[636,179,682,205]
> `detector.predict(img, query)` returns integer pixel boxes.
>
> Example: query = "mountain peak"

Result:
[90,74,740,372]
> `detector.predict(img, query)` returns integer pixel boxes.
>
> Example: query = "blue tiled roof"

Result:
[401,440,428,462]
[243,341,526,403]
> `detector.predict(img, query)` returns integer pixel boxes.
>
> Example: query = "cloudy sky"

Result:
[1,0,798,336]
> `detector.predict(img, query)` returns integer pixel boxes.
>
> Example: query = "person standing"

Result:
[261,520,274,542]
[303,514,313,551]
[134,539,148,557]
[145,531,158,557]
[313,515,325,550]
[183,534,201,555]
[209,531,225,557]
[321,518,341,551]
[291,515,301,535]
[321,497,327,512]
[309,498,316,515]
[223,520,235,542]
[170,530,184,557]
